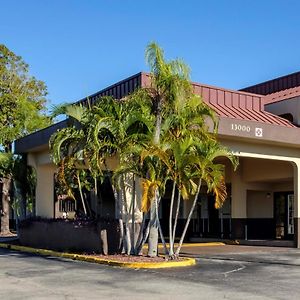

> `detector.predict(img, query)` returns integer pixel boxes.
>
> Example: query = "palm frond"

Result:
[141,178,159,212]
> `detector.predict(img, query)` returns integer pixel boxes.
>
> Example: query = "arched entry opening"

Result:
[187,156,298,246]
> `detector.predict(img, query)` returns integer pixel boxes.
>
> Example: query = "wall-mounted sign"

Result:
[230,123,264,138]
[255,127,263,137]
[231,123,251,132]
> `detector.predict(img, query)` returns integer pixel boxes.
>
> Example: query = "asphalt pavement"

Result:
[1,245,300,299]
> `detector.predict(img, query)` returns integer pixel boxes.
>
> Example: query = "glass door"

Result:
[274,192,294,240]
[274,193,285,239]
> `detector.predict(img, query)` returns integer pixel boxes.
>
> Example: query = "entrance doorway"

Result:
[274,192,294,240]
[192,192,231,239]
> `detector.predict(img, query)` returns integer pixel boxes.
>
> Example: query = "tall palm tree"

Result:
[140,42,195,256]
[49,43,238,260]
[160,93,217,257]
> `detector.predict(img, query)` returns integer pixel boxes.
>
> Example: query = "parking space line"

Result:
[223,264,246,278]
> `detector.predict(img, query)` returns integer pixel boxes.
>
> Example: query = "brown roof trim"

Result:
[76,72,143,106]
[240,71,300,95]
[14,120,69,154]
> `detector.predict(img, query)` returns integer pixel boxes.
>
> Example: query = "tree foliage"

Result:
[0,44,51,150]
[0,44,51,235]
[50,42,238,257]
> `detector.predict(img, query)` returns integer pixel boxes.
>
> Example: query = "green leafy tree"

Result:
[0,44,51,235]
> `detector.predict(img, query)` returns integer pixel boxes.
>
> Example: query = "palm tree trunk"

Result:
[147,191,159,257]
[156,196,168,255]
[168,181,176,256]
[135,211,147,254]
[172,190,181,249]
[118,190,125,254]
[111,180,124,252]
[119,184,127,254]
[130,174,136,254]
[94,177,99,216]
[175,179,202,256]
[137,218,150,255]
[1,176,12,235]
[76,172,87,216]
[147,99,162,256]
[121,176,131,255]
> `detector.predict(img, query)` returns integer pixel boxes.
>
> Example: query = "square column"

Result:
[231,165,247,239]
[36,165,56,218]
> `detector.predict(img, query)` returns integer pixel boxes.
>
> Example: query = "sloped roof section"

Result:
[140,73,296,128]
[264,86,300,105]
[240,71,300,95]
[192,83,296,128]
[77,72,143,106]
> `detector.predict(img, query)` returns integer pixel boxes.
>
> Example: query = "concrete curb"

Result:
[0,243,196,269]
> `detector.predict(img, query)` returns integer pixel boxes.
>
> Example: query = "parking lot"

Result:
[1,244,300,299]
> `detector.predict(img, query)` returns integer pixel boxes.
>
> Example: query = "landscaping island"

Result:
[0,243,196,269]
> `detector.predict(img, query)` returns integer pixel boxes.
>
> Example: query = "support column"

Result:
[36,165,56,218]
[231,165,247,239]
[293,162,300,248]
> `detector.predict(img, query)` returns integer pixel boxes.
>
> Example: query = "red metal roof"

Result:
[192,82,296,128]
[141,73,296,128]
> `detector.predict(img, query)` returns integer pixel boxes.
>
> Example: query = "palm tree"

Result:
[49,43,238,260]
[174,139,238,256]
[85,96,154,255]
[136,42,195,256]
[138,86,238,258]
[50,104,95,216]
[160,92,217,257]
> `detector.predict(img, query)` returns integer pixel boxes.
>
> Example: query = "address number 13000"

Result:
[231,123,251,132]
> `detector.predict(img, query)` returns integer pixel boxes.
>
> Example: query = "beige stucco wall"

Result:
[26,133,300,224]
[242,158,293,182]
[28,151,56,218]
[247,190,273,218]
[231,164,247,218]
[35,164,56,218]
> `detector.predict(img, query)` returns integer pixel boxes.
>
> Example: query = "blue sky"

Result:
[1,0,300,107]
